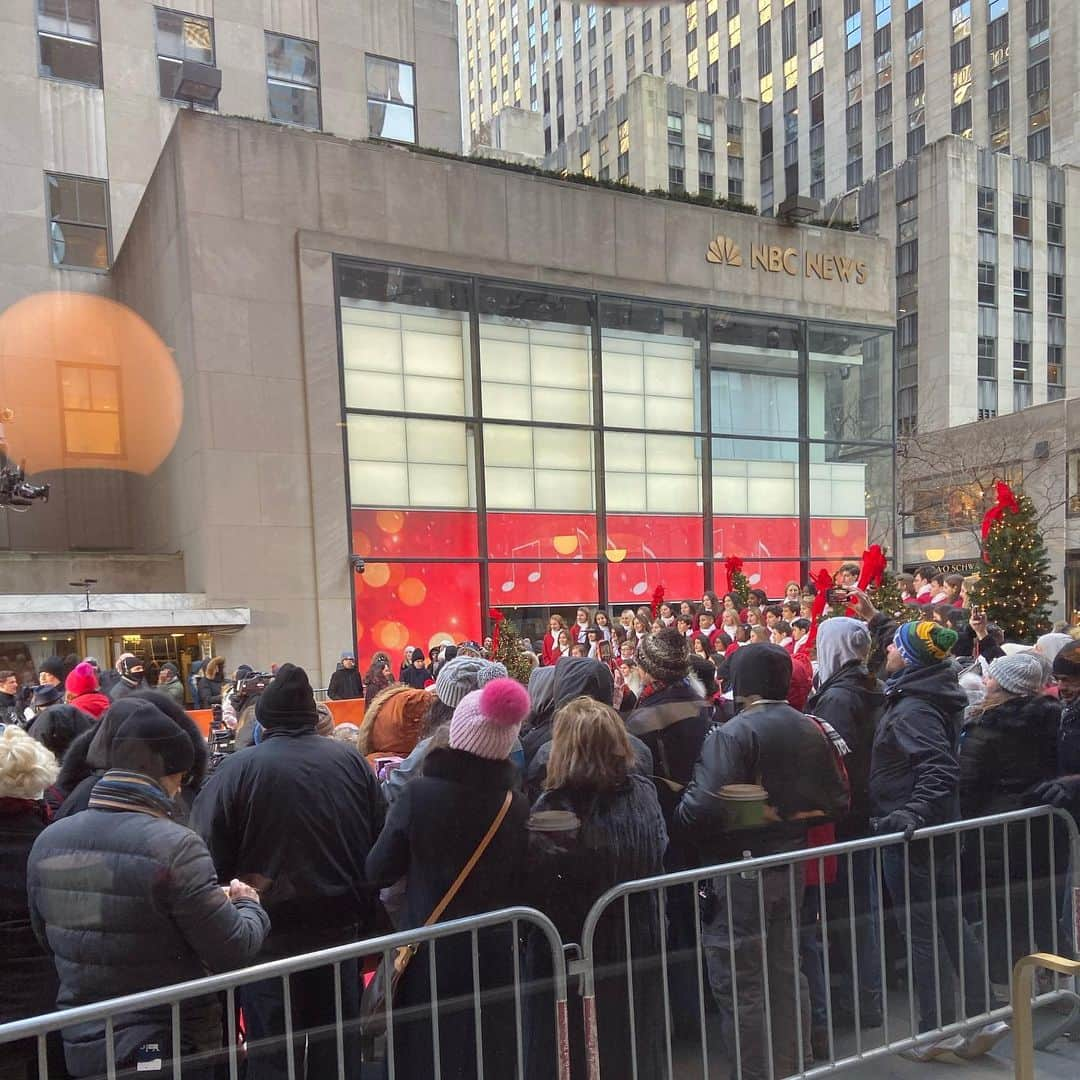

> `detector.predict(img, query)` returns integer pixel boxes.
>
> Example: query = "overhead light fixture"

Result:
[176,60,222,108]
[777,194,821,223]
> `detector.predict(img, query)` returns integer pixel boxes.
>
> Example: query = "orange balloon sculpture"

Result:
[0,292,181,475]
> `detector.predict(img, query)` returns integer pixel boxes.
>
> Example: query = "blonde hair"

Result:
[0,726,59,800]
[544,696,636,793]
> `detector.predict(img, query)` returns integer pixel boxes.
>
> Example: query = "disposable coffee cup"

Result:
[717,784,770,828]
[526,810,581,855]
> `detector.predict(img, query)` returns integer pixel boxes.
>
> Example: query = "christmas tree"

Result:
[489,611,535,685]
[867,571,920,622]
[724,556,751,608]
[969,488,1054,643]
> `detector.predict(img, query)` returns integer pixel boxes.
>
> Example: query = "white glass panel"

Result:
[409,463,469,506]
[484,424,534,466]
[644,350,695,397]
[532,386,591,424]
[647,434,698,473]
[713,475,749,514]
[748,476,797,514]
[483,382,532,420]
[486,466,534,507]
[483,338,532,384]
[649,395,696,430]
[347,414,405,461]
[342,323,401,371]
[648,474,700,512]
[605,431,643,464]
[531,344,591,388]
[401,324,466,377]
[404,375,464,415]
[404,418,468,465]
[604,392,645,428]
[345,370,402,410]
[350,460,408,503]
[536,469,593,509]
[534,426,591,467]
[605,349,644,394]
[607,472,647,509]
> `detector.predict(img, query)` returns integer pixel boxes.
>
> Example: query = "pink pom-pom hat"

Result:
[449,677,530,761]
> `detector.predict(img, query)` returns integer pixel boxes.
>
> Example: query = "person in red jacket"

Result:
[64,662,110,720]
[541,615,568,666]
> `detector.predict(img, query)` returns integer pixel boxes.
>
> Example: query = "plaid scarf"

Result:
[88,769,177,819]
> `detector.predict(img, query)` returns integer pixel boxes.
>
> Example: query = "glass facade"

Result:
[337,259,895,661]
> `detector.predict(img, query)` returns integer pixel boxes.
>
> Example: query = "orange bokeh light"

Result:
[397,577,427,606]
[375,510,405,534]
[364,562,391,588]
[0,292,181,475]
[377,621,410,651]
[831,519,850,538]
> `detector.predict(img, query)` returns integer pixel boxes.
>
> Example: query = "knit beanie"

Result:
[340,650,355,661]
[435,656,508,708]
[448,677,530,761]
[111,701,195,779]
[65,661,99,696]
[988,653,1047,696]
[1053,640,1080,677]
[635,627,690,684]
[39,656,65,682]
[255,663,318,729]
[893,621,958,667]
[729,643,792,701]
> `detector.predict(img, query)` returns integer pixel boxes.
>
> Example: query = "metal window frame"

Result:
[333,255,895,631]
[364,53,419,146]
[37,0,103,88]
[265,31,322,130]
[154,7,216,103]
[43,170,111,273]
[56,360,125,459]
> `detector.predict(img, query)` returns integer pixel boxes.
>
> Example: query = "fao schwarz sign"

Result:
[706,234,870,286]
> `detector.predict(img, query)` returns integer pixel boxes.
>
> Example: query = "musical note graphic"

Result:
[631,543,658,596]
[499,541,542,593]
[747,540,771,586]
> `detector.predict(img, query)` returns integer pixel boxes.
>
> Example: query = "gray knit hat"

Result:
[988,653,1046,697]
[434,656,508,708]
[635,627,689,684]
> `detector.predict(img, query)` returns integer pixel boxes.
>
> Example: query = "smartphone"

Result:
[827,587,849,605]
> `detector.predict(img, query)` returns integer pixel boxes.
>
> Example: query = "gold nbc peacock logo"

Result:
[706,235,743,267]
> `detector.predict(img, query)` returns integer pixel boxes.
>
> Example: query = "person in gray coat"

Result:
[27,702,269,1080]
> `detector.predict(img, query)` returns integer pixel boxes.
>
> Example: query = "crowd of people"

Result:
[2,563,1080,1079]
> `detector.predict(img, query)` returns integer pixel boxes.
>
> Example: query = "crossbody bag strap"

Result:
[425,790,513,927]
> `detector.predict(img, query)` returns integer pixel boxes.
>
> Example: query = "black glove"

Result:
[873,810,922,842]
[1031,777,1080,809]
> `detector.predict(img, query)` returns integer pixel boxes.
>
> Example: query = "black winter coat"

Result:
[521,658,615,769]
[0,799,57,1023]
[1059,697,1080,776]
[676,699,850,864]
[190,726,385,957]
[327,666,363,701]
[626,679,713,835]
[365,746,529,1080]
[805,661,884,840]
[869,661,967,827]
[27,799,269,1077]
[524,775,667,1080]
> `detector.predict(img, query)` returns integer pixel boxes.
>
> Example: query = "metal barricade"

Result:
[1012,952,1080,1080]
[577,806,1080,1080]
[0,906,571,1080]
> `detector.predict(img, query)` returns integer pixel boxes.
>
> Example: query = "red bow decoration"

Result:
[724,555,744,593]
[981,481,1020,542]
[805,568,835,651]
[856,545,888,591]
[487,608,506,652]
[651,584,666,619]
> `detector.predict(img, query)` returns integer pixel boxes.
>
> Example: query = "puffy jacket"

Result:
[27,794,269,1077]
[675,698,850,864]
[805,661,884,840]
[959,694,1060,821]
[869,661,967,827]
[190,726,385,957]
[327,666,363,701]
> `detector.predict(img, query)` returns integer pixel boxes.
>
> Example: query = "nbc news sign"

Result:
[706,235,869,286]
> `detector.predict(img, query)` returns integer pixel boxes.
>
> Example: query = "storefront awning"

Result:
[0,594,250,633]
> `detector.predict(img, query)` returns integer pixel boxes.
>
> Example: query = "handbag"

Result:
[360,790,513,1037]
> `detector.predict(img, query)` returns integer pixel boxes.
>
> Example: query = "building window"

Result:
[667,112,684,145]
[1012,195,1030,236]
[155,8,214,102]
[977,334,996,378]
[37,0,101,86]
[1048,274,1065,315]
[951,100,972,137]
[1028,127,1050,162]
[366,55,417,143]
[59,363,122,456]
[1048,202,1064,244]
[45,172,109,271]
[265,33,320,129]
[977,187,996,231]
[669,166,685,191]
[1013,268,1031,310]
[977,263,996,305]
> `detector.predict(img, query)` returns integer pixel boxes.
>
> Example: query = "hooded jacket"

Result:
[55,693,209,820]
[27,704,93,763]
[357,684,431,767]
[521,658,612,767]
[805,656,884,840]
[869,661,967,826]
